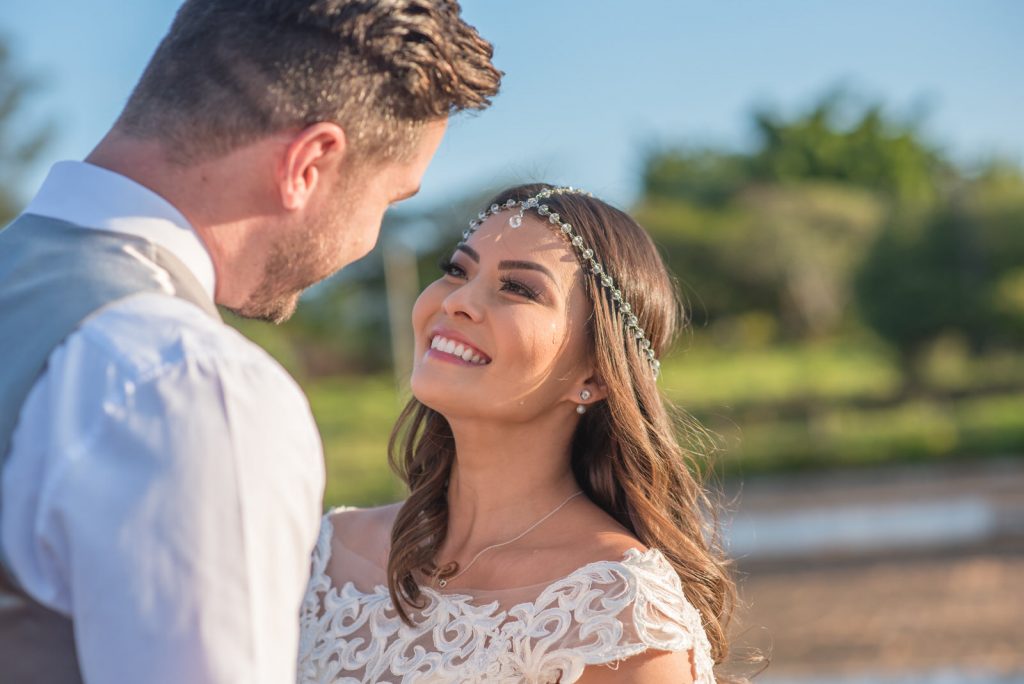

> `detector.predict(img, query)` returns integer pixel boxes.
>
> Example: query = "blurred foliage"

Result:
[854,168,1024,384]
[634,90,1024,380]
[216,87,1024,498]
[747,91,950,203]
[311,340,1024,507]
[237,89,1024,392]
[3,47,1020,487]
[0,35,51,224]
[636,91,948,340]
[306,376,410,506]
[637,182,885,337]
[211,87,1024,496]
[643,91,948,208]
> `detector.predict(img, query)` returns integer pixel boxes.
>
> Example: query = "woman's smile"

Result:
[427,329,492,366]
[409,211,585,412]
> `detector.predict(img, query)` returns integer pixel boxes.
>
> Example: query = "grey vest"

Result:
[0,212,220,682]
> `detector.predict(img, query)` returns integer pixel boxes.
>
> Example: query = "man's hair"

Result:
[117,0,501,163]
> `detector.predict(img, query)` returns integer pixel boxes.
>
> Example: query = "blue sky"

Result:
[3,1,1022,214]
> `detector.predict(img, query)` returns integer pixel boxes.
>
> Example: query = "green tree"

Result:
[748,91,949,204]
[641,148,748,208]
[636,182,885,339]
[635,90,944,339]
[855,163,1024,382]
[0,35,50,224]
[972,165,1024,341]
[854,204,988,389]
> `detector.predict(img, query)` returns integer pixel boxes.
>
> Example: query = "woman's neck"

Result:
[440,415,581,559]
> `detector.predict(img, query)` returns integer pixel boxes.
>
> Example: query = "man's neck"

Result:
[86,130,276,308]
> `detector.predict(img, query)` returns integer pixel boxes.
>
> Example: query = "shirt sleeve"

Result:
[3,295,325,684]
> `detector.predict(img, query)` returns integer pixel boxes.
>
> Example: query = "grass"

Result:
[302,340,1024,508]
[659,339,902,408]
[305,376,408,507]
[706,393,1024,476]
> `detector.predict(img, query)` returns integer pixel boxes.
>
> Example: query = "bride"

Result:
[298,184,735,683]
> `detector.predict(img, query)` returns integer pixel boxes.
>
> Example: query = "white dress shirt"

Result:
[1,161,326,683]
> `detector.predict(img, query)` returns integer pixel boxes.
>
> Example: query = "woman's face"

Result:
[410,211,595,421]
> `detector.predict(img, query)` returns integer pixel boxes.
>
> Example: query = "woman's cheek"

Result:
[515,319,567,372]
[548,320,562,346]
[411,281,442,327]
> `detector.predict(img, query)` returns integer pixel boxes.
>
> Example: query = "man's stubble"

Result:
[230,198,349,324]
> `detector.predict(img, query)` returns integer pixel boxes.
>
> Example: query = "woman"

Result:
[298,184,735,683]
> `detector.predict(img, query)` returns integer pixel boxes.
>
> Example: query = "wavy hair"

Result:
[118,0,501,163]
[387,183,739,673]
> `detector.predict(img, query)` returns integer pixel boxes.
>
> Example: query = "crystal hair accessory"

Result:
[461,187,661,378]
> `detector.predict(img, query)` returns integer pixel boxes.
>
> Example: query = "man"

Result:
[0,1,500,682]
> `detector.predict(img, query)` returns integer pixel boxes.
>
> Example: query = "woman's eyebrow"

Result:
[455,243,479,262]
[499,260,556,282]
[455,244,556,282]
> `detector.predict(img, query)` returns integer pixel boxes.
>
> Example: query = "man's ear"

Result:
[278,122,347,211]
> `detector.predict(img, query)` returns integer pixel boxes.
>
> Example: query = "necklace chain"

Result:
[434,491,584,589]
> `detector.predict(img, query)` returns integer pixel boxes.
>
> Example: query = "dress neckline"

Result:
[320,511,661,597]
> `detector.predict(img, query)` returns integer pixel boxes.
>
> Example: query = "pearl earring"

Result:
[576,404,587,415]
[579,389,592,401]
[577,389,591,414]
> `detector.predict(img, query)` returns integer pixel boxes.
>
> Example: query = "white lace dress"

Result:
[297,510,716,683]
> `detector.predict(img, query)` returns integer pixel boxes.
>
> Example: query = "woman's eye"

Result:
[438,259,540,301]
[438,259,466,278]
[500,276,540,301]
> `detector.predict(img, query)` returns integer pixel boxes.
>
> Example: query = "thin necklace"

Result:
[434,490,584,589]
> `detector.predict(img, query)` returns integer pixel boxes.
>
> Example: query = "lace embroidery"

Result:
[299,514,715,683]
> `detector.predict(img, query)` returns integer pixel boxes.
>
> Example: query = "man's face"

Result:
[237,118,448,323]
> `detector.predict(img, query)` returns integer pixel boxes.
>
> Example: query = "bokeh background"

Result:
[3,2,1023,681]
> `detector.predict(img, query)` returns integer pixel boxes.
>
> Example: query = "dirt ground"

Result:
[712,460,1024,681]
[727,543,1024,679]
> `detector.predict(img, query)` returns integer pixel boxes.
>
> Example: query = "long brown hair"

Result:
[387,183,738,669]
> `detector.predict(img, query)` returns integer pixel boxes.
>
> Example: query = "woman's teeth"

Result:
[430,335,489,365]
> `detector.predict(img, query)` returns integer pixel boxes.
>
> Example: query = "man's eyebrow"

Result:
[499,260,556,281]
[455,243,480,262]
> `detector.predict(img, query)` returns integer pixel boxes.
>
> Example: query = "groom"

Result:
[0,1,499,682]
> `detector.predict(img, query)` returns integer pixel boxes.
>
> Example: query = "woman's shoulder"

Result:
[546,545,715,683]
[532,505,713,672]
[614,549,716,679]
[513,542,714,684]
[523,510,681,609]
[325,502,402,538]
[535,499,652,572]
[607,546,709,644]
[317,502,403,568]
[553,542,687,617]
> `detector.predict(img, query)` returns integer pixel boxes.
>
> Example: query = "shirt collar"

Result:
[23,160,217,300]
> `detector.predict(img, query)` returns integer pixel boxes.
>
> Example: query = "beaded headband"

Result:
[461,186,661,379]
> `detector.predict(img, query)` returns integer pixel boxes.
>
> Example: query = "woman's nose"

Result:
[441,280,484,321]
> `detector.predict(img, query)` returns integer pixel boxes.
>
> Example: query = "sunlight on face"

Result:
[326,119,448,270]
[235,120,447,323]
[410,212,594,421]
